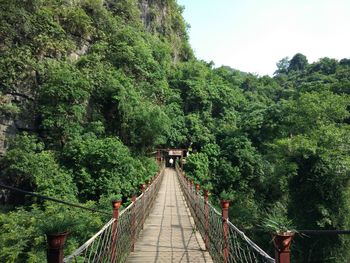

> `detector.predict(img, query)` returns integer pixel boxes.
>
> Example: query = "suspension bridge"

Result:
[62,165,278,263]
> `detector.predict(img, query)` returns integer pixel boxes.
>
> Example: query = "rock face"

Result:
[0,73,37,155]
[0,41,90,155]
[0,116,18,156]
[138,0,188,63]
[139,0,168,33]
[0,0,187,155]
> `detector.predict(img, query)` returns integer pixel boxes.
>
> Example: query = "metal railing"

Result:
[64,168,165,263]
[176,166,275,263]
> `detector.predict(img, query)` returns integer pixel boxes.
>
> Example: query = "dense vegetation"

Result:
[0,0,349,262]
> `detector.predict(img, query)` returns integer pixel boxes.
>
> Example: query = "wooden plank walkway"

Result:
[127,168,213,263]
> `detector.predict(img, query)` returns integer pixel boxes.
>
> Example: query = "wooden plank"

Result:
[127,168,213,263]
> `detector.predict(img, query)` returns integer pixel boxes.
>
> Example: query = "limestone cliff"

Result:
[0,0,191,155]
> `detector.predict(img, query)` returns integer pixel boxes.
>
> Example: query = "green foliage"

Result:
[220,190,234,201]
[0,0,191,261]
[0,46,37,93]
[61,134,147,201]
[40,212,75,235]
[275,57,290,75]
[38,61,91,145]
[288,53,308,72]
[113,194,123,202]
[1,0,350,261]
[0,94,20,117]
[1,134,77,200]
[0,207,46,263]
[271,125,350,261]
[185,113,214,148]
[179,54,350,260]
[0,204,104,263]
[281,91,349,134]
[185,152,209,185]
[58,6,94,38]
[262,202,296,234]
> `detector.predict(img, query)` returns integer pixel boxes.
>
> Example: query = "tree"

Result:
[38,61,91,147]
[274,57,290,75]
[0,134,77,202]
[288,53,308,72]
[271,125,350,262]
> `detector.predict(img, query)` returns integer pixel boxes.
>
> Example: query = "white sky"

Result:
[177,0,350,76]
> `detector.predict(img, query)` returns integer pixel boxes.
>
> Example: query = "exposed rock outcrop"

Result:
[0,41,90,155]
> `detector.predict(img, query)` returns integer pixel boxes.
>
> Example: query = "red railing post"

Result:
[195,184,200,227]
[204,190,209,250]
[111,200,121,263]
[141,184,146,229]
[156,149,161,166]
[181,150,184,170]
[183,173,188,199]
[131,195,136,252]
[273,233,294,263]
[46,233,68,263]
[221,200,230,263]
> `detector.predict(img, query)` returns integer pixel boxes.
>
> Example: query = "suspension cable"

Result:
[0,183,111,216]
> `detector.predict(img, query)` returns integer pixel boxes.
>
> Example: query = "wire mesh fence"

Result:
[64,168,165,263]
[176,166,275,263]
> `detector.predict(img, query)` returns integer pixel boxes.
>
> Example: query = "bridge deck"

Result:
[127,168,213,263]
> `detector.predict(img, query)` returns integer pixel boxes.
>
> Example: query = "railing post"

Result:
[180,150,184,170]
[221,200,230,263]
[141,184,146,229]
[46,232,67,263]
[273,233,294,263]
[182,172,186,197]
[131,195,136,252]
[195,184,200,227]
[156,149,161,166]
[204,190,209,250]
[111,200,121,263]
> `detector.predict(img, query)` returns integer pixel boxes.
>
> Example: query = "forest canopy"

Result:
[0,0,349,262]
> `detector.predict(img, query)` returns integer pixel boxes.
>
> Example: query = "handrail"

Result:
[226,220,275,261]
[63,219,116,261]
[64,166,165,263]
[176,165,275,263]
